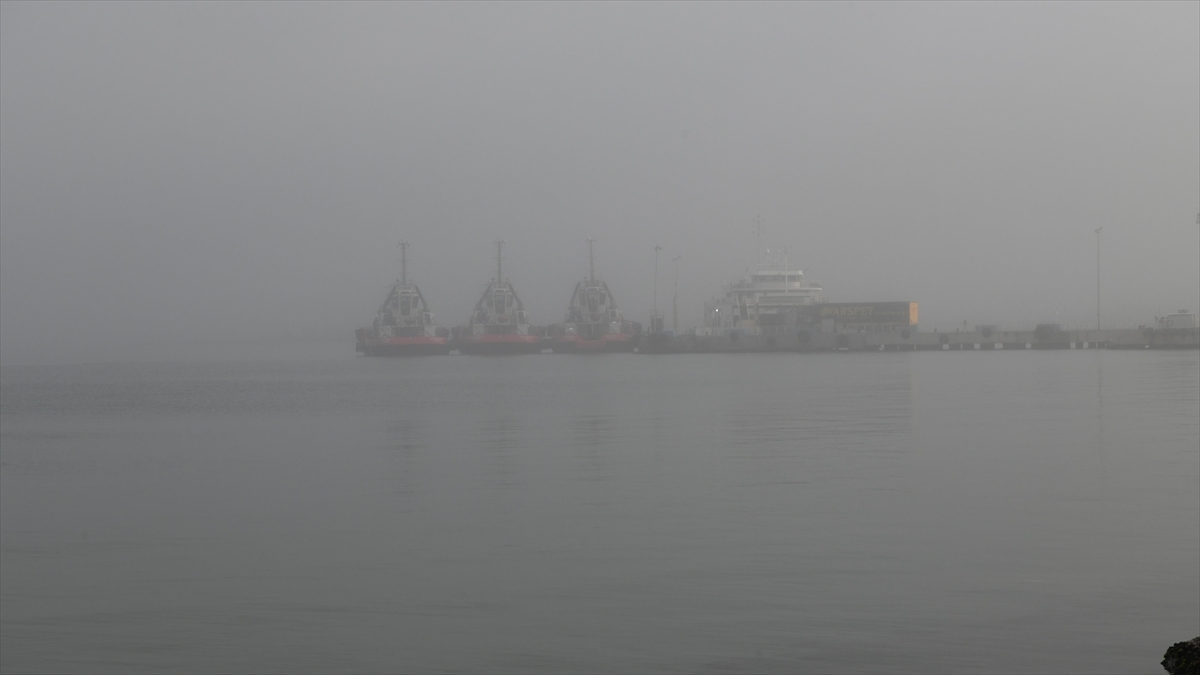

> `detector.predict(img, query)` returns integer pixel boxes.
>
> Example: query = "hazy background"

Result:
[2,1,1197,365]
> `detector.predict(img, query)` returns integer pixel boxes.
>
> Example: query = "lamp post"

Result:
[672,255,681,332]
[1095,227,1102,331]
[652,245,662,332]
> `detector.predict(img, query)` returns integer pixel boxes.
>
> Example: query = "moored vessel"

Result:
[700,258,824,337]
[547,238,640,352]
[459,241,542,355]
[355,242,450,356]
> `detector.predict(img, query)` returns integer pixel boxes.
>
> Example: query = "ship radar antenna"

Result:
[586,236,596,285]
[397,241,408,285]
[495,239,504,284]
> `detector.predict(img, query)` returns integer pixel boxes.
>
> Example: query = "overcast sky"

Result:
[1,1,1197,364]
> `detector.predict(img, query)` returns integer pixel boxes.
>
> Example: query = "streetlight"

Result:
[672,255,681,332]
[1095,227,1102,331]
[652,245,662,332]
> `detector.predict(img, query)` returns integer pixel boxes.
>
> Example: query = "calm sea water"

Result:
[2,351,1197,674]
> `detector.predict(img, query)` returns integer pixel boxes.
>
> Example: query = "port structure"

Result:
[650,244,664,333]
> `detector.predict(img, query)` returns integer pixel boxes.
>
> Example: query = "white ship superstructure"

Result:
[702,264,824,336]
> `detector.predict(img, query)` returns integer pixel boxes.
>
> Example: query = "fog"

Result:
[2,1,1197,365]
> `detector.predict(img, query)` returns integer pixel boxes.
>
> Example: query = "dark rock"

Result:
[1162,637,1200,675]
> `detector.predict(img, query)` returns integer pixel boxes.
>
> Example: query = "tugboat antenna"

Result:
[398,241,408,285]
[586,236,596,285]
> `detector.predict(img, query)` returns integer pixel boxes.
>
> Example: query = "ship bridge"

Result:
[705,268,824,334]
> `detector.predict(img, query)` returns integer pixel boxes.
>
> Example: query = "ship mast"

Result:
[495,239,504,285]
[398,241,408,285]
[586,236,596,285]
[754,214,763,271]
[783,246,788,296]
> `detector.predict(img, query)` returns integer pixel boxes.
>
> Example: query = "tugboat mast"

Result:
[495,240,504,284]
[586,236,596,285]
[398,241,408,285]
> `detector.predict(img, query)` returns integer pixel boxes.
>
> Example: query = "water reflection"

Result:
[723,380,914,450]
[570,413,618,484]
[478,417,524,490]
[4,354,1195,674]
[383,418,428,500]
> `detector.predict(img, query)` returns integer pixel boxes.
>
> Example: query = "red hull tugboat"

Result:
[355,243,450,356]
[548,238,640,353]
[460,241,542,355]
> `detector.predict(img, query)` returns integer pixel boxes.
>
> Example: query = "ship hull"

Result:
[460,334,543,355]
[361,337,450,356]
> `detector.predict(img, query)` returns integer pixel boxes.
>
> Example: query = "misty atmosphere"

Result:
[1,2,1197,365]
[2,3,1198,674]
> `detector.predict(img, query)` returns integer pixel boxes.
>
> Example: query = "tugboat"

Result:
[459,241,542,355]
[547,237,640,352]
[355,242,450,356]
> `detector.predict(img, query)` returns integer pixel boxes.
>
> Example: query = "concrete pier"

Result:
[640,327,1200,353]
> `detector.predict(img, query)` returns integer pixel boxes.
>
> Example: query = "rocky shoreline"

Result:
[1162,637,1200,675]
